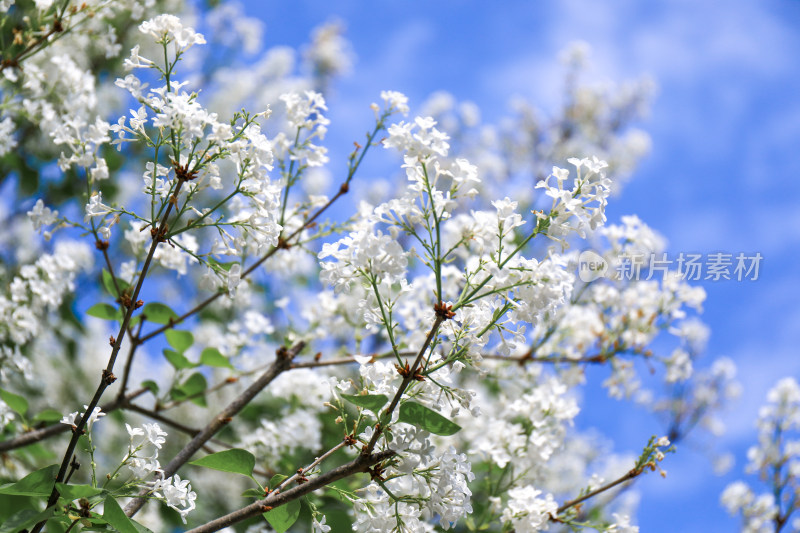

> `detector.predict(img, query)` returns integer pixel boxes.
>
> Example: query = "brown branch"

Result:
[481,351,612,365]
[555,467,643,516]
[185,449,395,533]
[32,178,189,533]
[365,313,445,454]
[123,341,306,517]
[275,441,347,491]
[0,388,146,452]
[116,320,144,403]
[123,402,274,477]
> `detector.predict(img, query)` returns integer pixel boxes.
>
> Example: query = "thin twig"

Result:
[0,387,146,452]
[185,449,395,533]
[365,314,445,454]
[555,467,642,515]
[276,441,347,491]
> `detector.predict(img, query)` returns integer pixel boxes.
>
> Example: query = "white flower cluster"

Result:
[278,90,330,167]
[0,240,92,364]
[535,157,612,244]
[60,405,106,430]
[123,422,198,523]
[319,217,408,292]
[721,377,800,531]
[352,440,475,531]
[138,14,207,49]
[26,199,59,232]
[239,410,322,465]
[501,485,558,533]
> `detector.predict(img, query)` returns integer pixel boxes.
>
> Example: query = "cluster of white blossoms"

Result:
[121,422,197,523]
[501,485,558,533]
[0,240,92,381]
[535,157,612,244]
[721,377,800,532]
[60,405,106,430]
[351,439,476,531]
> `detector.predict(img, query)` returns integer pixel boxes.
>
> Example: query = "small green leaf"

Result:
[32,409,63,424]
[269,474,288,490]
[263,499,301,533]
[341,393,388,413]
[55,483,105,502]
[172,372,208,407]
[242,488,265,499]
[142,303,178,325]
[103,495,139,533]
[189,449,255,477]
[86,303,121,321]
[398,401,461,436]
[163,349,197,370]
[0,464,57,496]
[141,380,159,395]
[208,258,236,272]
[0,388,28,417]
[200,347,233,369]
[166,329,194,353]
[102,269,130,299]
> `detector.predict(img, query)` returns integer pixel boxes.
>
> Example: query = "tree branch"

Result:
[0,388,146,452]
[123,341,306,517]
[555,467,643,516]
[185,449,395,533]
[31,177,189,533]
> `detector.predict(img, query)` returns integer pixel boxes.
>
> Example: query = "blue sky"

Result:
[243,1,800,530]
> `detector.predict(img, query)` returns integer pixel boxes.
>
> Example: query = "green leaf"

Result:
[208,258,236,272]
[32,409,63,423]
[86,303,122,321]
[103,495,139,533]
[166,329,194,353]
[263,499,301,533]
[0,388,28,417]
[0,505,56,533]
[341,393,388,413]
[142,303,178,325]
[163,349,197,370]
[55,483,105,502]
[102,269,129,299]
[398,401,461,436]
[200,347,234,369]
[189,449,255,478]
[242,487,265,498]
[172,372,207,407]
[269,474,288,490]
[0,464,57,496]
[141,380,159,395]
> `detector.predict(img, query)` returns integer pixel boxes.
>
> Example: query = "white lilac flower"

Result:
[150,474,197,523]
[312,516,331,533]
[0,116,17,157]
[27,199,58,231]
[501,485,558,533]
[84,192,113,223]
[381,90,410,115]
[139,15,206,49]
[60,405,105,430]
